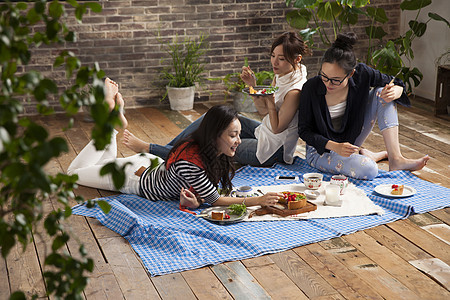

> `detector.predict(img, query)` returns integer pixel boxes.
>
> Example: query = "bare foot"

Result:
[115,92,128,128]
[104,78,118,110]
[123,129,149,153]
[360,148,388,162]
[389,155,430,172]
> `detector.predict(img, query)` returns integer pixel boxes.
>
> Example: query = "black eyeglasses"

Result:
[318,71,350,86]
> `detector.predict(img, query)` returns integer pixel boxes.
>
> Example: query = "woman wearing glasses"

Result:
[298,32,429,180]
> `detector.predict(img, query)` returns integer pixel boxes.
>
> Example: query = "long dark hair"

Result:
[270,31,309,70]
[168,105,238,193]
[322,32,357,74]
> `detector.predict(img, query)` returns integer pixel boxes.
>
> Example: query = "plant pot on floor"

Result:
[167,86,195,111]
[232,91,257,113]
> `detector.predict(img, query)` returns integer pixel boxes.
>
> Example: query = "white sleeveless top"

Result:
[254,64,307,164]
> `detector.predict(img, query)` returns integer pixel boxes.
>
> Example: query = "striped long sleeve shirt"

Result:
[139,160,220,205]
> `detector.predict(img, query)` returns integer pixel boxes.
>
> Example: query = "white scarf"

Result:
[255,64,307,164]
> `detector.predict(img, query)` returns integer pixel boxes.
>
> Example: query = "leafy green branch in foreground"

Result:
[0,1,123,298]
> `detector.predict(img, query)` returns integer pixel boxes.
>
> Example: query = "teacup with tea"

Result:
[231,185,254,197]
[303,173,323,190]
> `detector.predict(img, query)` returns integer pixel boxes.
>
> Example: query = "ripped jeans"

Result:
[306,87,399,180]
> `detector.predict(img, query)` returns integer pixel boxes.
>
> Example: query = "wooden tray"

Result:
[249,201,317,218]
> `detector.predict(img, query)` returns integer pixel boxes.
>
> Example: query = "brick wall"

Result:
[22,0,402,115]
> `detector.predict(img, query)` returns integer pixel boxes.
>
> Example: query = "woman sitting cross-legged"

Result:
[67,81,282,208]
[297,32,429,180]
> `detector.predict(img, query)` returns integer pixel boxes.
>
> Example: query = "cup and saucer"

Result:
[302,173,323,200]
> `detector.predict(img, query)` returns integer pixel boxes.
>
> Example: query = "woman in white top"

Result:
[240,32,308,165]
[123,32,308,167]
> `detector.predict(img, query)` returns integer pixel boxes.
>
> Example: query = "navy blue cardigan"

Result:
[298,63,409,155]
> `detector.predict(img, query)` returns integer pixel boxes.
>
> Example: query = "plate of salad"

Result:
[199,204,248,225]
[242,85,279,96]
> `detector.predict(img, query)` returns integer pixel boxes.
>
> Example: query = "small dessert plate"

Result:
[304,190,320,199]
[374,184,416,198]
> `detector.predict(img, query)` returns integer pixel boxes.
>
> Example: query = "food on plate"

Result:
[391,184,404,195]
[210,210,230,221]
[278,191,307,210]
[248,86,279,95]
[228,203,247,217]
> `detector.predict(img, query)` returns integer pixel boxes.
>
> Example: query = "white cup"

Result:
[325,184,341,206]
[233,186,253,197]
[303,173,323,190]
[330,175,348,195]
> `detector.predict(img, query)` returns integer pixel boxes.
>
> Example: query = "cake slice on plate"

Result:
[211,211,225,220]
[391,184,404,195]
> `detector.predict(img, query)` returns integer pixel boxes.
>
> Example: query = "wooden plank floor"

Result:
[3,100,450,299]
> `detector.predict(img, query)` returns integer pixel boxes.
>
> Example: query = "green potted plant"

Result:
[159,34,209,110]
[220,63,274,112]
[285,0,449,93]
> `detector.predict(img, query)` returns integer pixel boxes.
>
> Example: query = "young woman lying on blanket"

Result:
[68,79,283,208]
[297,32,429,180]
[123,31,309,167]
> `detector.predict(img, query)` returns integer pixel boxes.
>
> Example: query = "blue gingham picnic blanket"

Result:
[72,157,449,276]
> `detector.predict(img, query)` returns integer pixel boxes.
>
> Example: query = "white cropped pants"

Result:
[67,130,163,195]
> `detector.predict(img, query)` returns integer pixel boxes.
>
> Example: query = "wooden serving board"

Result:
[249,201,317,218]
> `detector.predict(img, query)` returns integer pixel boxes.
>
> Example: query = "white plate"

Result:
[200,206,248,225]
[374,184,416,198]
[304,189,320,199]
[242,86,278,96]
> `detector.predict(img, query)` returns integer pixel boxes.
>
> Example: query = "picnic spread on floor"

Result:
[72,157,450,277]
[66,32,445,278]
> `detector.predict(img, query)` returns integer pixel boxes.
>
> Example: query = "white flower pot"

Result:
[232,91,257,112]
[166,86,195,111]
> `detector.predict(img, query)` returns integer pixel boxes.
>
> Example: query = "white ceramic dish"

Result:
[304,189,320,199]
[374,184,416,198]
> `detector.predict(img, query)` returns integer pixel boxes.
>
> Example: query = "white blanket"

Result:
[244,182,384,221]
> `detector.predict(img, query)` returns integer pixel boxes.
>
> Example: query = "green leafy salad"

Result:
[227,204,247,217]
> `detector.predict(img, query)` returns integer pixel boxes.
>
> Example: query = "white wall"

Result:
[400,0,450,101]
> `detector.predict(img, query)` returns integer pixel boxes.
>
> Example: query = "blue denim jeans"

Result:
[234,115,284,167]
[149,114,284,166]
[148,116,201,159]
[306,87,398,180]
